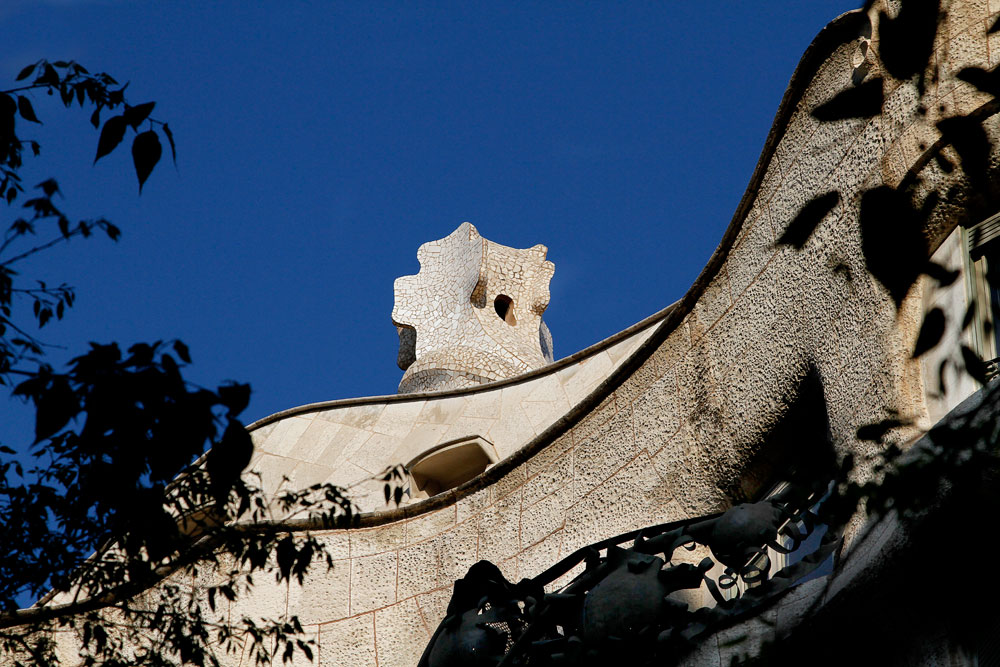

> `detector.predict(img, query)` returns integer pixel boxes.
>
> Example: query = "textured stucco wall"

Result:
[242,2,998,664]
[245,307,663,513]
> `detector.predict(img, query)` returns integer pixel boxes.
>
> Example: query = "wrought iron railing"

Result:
[985,356,1000,383]
[418,484,839,667]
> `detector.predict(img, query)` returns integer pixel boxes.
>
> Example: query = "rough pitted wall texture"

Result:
[242,3,999,664]
[245,319,657,512]
[392,222,555,394]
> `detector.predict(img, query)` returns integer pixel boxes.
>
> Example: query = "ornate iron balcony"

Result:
[418,483,839,667]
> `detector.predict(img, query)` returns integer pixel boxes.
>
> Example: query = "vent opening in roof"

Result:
[407,436,498,499]
[494,294,516,325]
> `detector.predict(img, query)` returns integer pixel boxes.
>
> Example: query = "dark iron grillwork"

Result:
[418,484,839,667]
[986,356,1000,383]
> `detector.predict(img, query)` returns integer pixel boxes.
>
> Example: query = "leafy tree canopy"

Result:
[0,60,368,667]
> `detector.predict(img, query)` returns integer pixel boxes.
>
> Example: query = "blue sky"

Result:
[1,1,850,438]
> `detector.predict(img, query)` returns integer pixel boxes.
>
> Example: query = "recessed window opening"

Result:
[964,214,1000,371]
[494,294,516,325]
[406,436,499,500]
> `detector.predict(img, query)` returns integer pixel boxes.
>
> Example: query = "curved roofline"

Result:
[248,299,678,430]
[252,8,870,531]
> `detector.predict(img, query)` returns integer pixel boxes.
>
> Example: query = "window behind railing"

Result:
[962,214,1000,380]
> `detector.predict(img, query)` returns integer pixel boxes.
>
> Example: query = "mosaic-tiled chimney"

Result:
[392,223,555,393]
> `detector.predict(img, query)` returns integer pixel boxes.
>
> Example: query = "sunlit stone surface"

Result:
[392,222,555,393]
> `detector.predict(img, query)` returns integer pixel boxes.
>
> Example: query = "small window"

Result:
[962,216,1000,377]
[494,295,516,326]
[406,436,499,500]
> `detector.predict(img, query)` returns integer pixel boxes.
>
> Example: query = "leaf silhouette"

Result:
[17,96,41,124]
[15,63,35,81]
[94,115,127,163]
[0,93,15,119]
[937,115,991,188]
[991,14,1000,34]
[956,65,1000,97]
[775,191,840,249]
[923,261,959,287]
[879,0,939,81]
[101,220,121,241]
[218,382,251,415]
[39,63,59,86]
[911,307,945,358]
[36,179,59,197]
[206,419,254,503]
[123,101,155,130]
[962,300,977,331]
[938,358,950,396]
[857,417,910,442]
[961,345,988,384]
[162,123,177,164]
[934,151,954,174]
[0,93,14,147]
[31,376,78,443]
[859,186,927,309]
[131,130,161,192]
[812,77,883,121]
[173,340,191,363]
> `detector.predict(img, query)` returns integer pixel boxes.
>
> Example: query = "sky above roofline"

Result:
[0,1,851,441]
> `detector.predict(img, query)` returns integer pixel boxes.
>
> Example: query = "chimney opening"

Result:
[494,294,516,325]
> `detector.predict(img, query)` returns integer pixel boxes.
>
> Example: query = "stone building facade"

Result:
[221,1,1000,663]
[21,0,1000,664]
